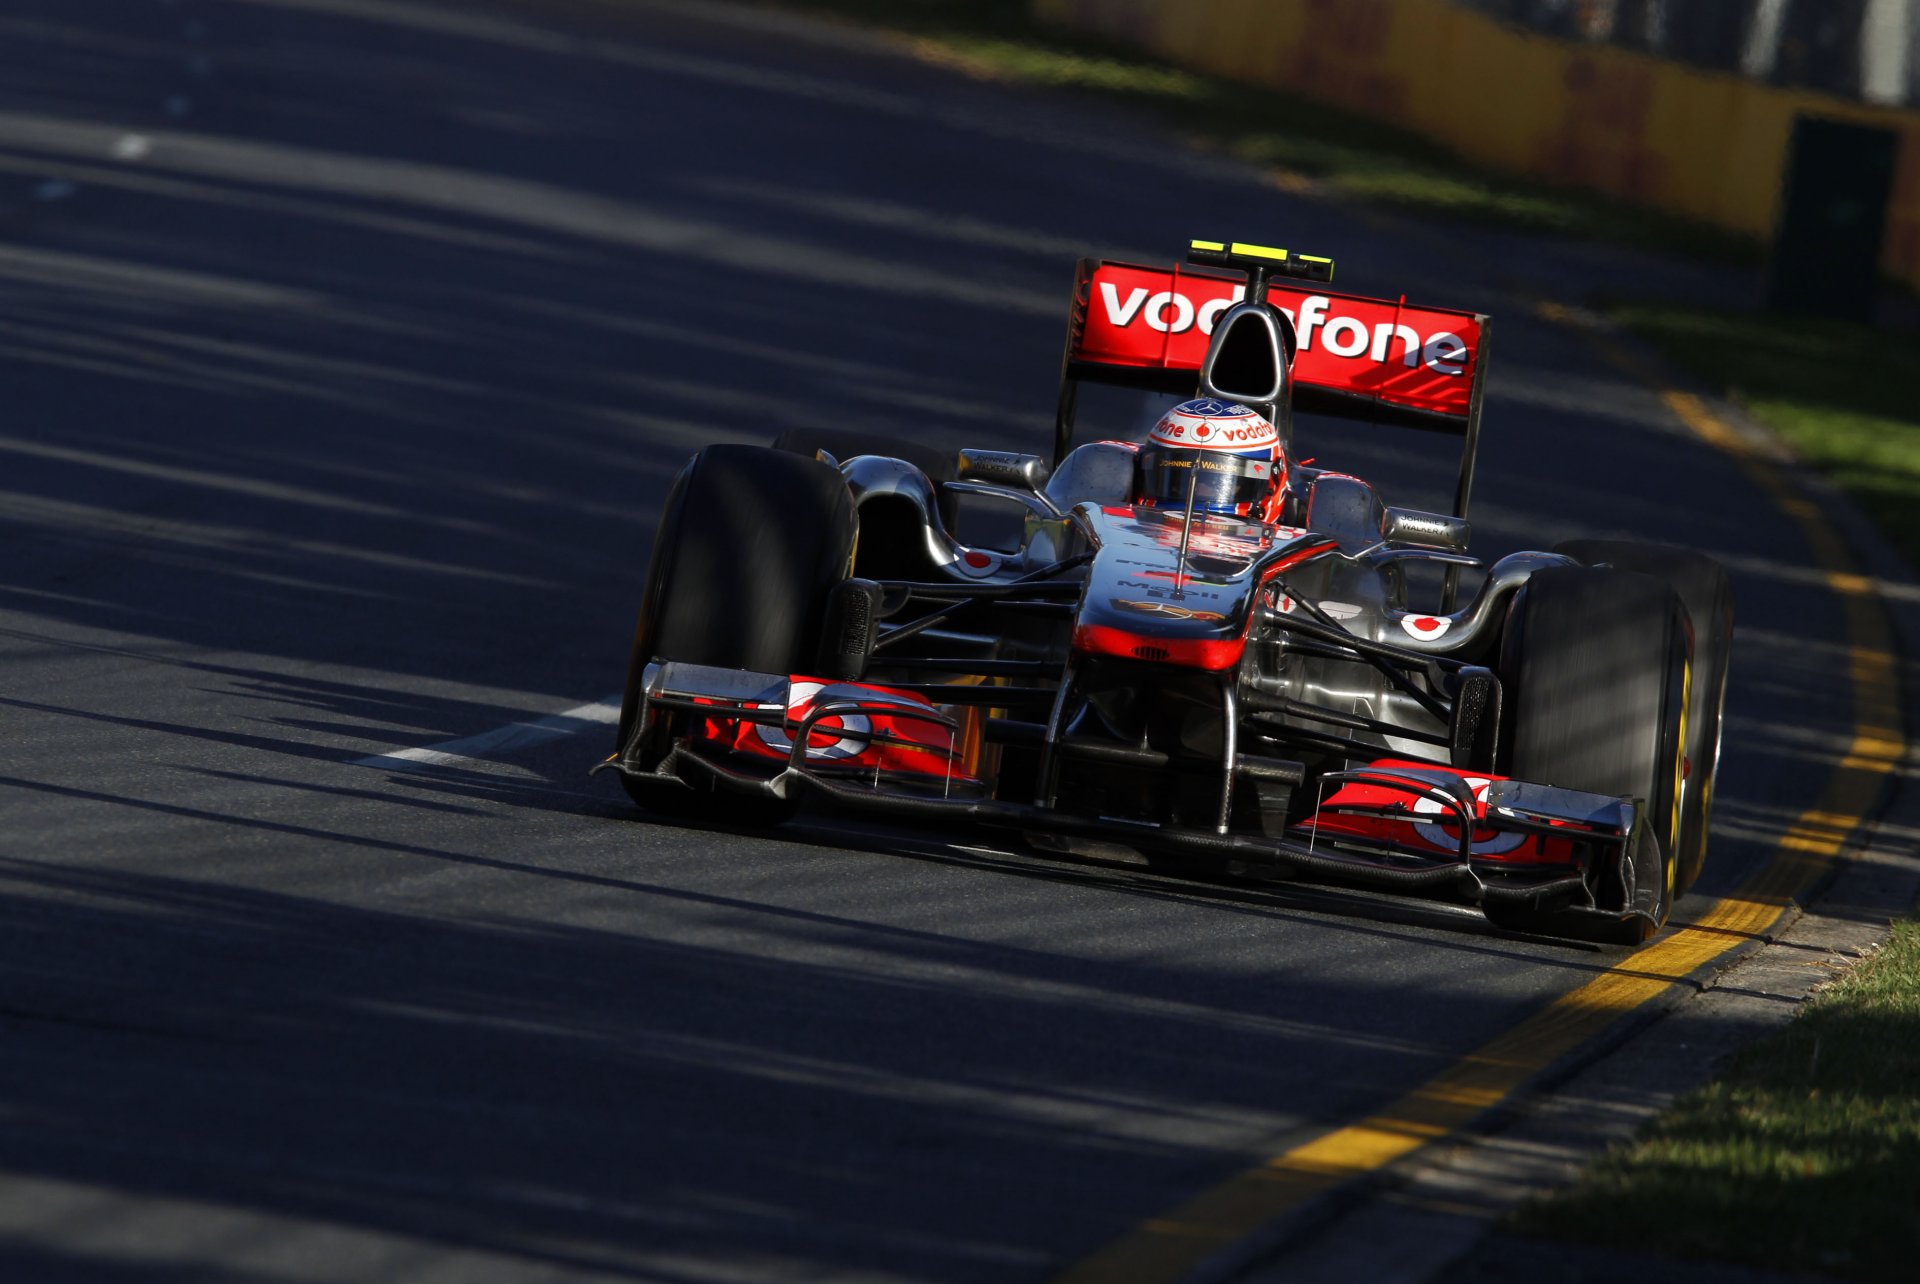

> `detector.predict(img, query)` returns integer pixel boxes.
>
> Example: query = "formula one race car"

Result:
[599,239,1734,944]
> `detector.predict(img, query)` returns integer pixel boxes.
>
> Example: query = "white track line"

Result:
[353,695,621,772]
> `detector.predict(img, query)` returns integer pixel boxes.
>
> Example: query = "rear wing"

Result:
[1053,249,1492,521]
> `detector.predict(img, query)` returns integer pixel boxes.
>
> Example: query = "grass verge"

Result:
[756,0,1754,261]
[1610,301,1920,567]
[1517,298,1920,1283]
[1516,917,1920,1281]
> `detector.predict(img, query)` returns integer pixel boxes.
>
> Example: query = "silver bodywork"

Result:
[842,443,1571,764]
[605,441,1658,937]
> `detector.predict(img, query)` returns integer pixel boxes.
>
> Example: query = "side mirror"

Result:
[1384,507,1471,552]
[956,448,1052,490]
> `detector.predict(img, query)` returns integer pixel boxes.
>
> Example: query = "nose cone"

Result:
[1071,506,1320,669]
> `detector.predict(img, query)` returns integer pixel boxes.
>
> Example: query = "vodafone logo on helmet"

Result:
[1150,398,1277,451]
[1098,281,1470,376]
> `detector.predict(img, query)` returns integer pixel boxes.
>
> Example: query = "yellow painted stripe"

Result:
[1190,239,1226,252]
[1052,315,1906,1284]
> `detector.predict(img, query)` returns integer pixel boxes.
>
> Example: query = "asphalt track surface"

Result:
[0,1,1891,1280]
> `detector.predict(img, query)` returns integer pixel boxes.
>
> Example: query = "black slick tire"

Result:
[1556,540,1733,895]
[616,444,857,824]
[1489,566,1691,945]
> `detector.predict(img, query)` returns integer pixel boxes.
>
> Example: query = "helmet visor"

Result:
[1138,446,1275,514]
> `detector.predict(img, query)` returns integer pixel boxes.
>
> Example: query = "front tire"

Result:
[1556,540,1733,895]
[1489,567,1691,944]
[616,444,857,824]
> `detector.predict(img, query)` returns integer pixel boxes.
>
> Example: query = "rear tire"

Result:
[1556,540,1732,894]
[616,445,857,824]
[1487,567,1691,944]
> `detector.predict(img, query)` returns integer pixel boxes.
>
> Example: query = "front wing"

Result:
[598,662,1665,933]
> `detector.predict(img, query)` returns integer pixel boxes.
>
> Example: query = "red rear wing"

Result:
[1070,260,1488,421]
[1053,256,1493,522]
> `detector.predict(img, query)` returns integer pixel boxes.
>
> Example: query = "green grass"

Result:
[1611,301,1920,567]
[1532,301,1920,1278]
[1517,917,1920,1281]
[756,0,1755,260]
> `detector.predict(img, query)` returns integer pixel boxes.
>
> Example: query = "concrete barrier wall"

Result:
[1035,0,1920,294]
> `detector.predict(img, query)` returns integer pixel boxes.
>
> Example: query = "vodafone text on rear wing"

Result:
[1052,252,1492,522]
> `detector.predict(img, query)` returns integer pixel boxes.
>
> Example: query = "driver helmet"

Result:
[1135,398,1286,521]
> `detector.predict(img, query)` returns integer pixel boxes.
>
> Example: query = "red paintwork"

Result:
[1070,623,1248,670]
[694,678,974,782]
[1070,538,1338,671]
[1296,759,1581,865]
[1074,261,1484,419]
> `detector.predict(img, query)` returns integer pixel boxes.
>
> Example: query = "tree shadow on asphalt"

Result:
[0,842,1808,1281]
[0,1,1904,1279]
[0,0,1867,741]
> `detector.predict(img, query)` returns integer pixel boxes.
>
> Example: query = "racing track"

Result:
[0,1,1906,1280]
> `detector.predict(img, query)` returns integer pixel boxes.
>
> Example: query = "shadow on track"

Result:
[0,2,1889,1279]
[0,840,1801,1281]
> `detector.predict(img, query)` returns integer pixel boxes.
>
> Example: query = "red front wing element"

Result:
[1297,760,1582,866]
[1074,262,1485,419]
[695,678,976,783]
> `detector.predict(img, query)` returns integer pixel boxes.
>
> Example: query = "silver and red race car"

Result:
[598,239,1734,944]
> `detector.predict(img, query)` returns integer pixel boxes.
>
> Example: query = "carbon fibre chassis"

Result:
[598,661,1664,931]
